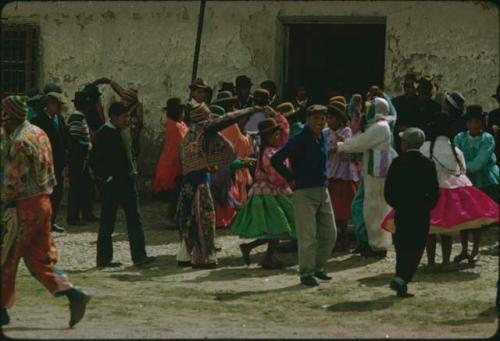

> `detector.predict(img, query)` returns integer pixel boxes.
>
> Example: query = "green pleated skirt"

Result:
[230,195,296,240]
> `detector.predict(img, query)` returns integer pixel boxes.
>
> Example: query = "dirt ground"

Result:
[1,194,498,339]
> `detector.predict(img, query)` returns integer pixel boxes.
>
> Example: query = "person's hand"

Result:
[93,77,111,85]
[263,105,277,117]
[253,105,264,113]
[335,133,344,142]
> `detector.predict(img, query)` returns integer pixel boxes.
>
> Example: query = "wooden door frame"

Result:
[275,16,387,100]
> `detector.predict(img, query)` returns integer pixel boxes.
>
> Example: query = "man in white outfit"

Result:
[334,97,393,257]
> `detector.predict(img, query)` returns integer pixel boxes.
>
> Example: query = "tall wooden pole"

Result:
[191,0,206,83]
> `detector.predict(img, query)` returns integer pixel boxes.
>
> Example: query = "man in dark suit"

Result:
[90,102,156,269]
[384,127,440,297]
[31,91,68,233]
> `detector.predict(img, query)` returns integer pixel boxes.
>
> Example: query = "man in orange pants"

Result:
[0,96,90,328]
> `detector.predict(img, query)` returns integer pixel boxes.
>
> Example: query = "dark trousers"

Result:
[67,160,94,221]
[50,171,64,226]
[96,176,147,266]
[394,210,430,284]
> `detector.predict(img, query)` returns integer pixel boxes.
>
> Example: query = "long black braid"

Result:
[258,134,269,173]
[430,113,465,174]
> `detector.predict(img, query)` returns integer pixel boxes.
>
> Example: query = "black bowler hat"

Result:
[464,104,485,120]
[163,97,185,111]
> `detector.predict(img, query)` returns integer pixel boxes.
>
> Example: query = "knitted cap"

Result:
[2,95,28,120]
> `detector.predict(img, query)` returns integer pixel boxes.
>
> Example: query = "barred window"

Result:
[1,24,39,98]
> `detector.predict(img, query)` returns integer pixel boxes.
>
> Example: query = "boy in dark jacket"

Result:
[90,102,155,269]
[384,127,440,297]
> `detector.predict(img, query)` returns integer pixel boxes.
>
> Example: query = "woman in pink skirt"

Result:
[382,112,498,271]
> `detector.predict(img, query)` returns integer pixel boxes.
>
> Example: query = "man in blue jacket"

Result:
[271,105,337,287]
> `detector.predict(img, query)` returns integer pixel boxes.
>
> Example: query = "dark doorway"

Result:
[285,23,386,104]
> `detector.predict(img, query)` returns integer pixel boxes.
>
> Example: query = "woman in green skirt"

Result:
[230,107,296,269]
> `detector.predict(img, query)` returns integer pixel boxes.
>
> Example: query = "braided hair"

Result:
[429,112,465,174]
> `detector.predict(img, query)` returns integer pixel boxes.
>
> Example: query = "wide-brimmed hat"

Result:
[43,83,62,94]
[212,91,237,105]
[163,97,185,111]
[329,96,347,107]
[189,78,208,91]
[72,91,90,104]
[46,91,65,104]
[444,91,466,112]
[327,101,349,123]
[276,102,299,117]
[209,105,226,117]
[257,118,282,136]
[26,88,42,102]
[306,104,328,117]
[253,88,270,106]
[464,104,485,120]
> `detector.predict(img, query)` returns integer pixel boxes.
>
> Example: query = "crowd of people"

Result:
[0,72,499,328]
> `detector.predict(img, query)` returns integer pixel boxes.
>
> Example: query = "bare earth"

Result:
[2,195,498,339]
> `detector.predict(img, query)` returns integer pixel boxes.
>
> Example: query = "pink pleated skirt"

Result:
[381,186,499,235]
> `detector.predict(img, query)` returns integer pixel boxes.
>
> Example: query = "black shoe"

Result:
[240,244,251,266]
[277,240,298,253]
[134,256,157,267]
[66,288,91,328]
[177,261,192,267]
[52,224,65,233]
[390,278,414,298]
[192,263,217,269]
[0,308,10,326]
[300,276,319,287]
[97,261,123,269]
[373,250,387,259]
[468,253,480,264]
[314,271,332,281]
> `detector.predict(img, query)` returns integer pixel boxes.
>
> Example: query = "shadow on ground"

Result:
[214,284,304,301]
[442,306,498,326]
[358,269,481,287]
[324,295,399,312]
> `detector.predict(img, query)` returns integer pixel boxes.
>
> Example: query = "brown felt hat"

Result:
[212,90,237,105]
[257,118,282,136]
[276,102,299,118]
[327,101,349,124]
[189,78,208,91]
[329,96,347,107]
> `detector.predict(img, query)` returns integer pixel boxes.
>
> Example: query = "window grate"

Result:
[1,24,39,98]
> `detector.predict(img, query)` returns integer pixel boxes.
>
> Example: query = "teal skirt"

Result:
[230,195,296,240]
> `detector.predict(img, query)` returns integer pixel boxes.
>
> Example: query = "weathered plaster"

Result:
[2,1,498,176]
